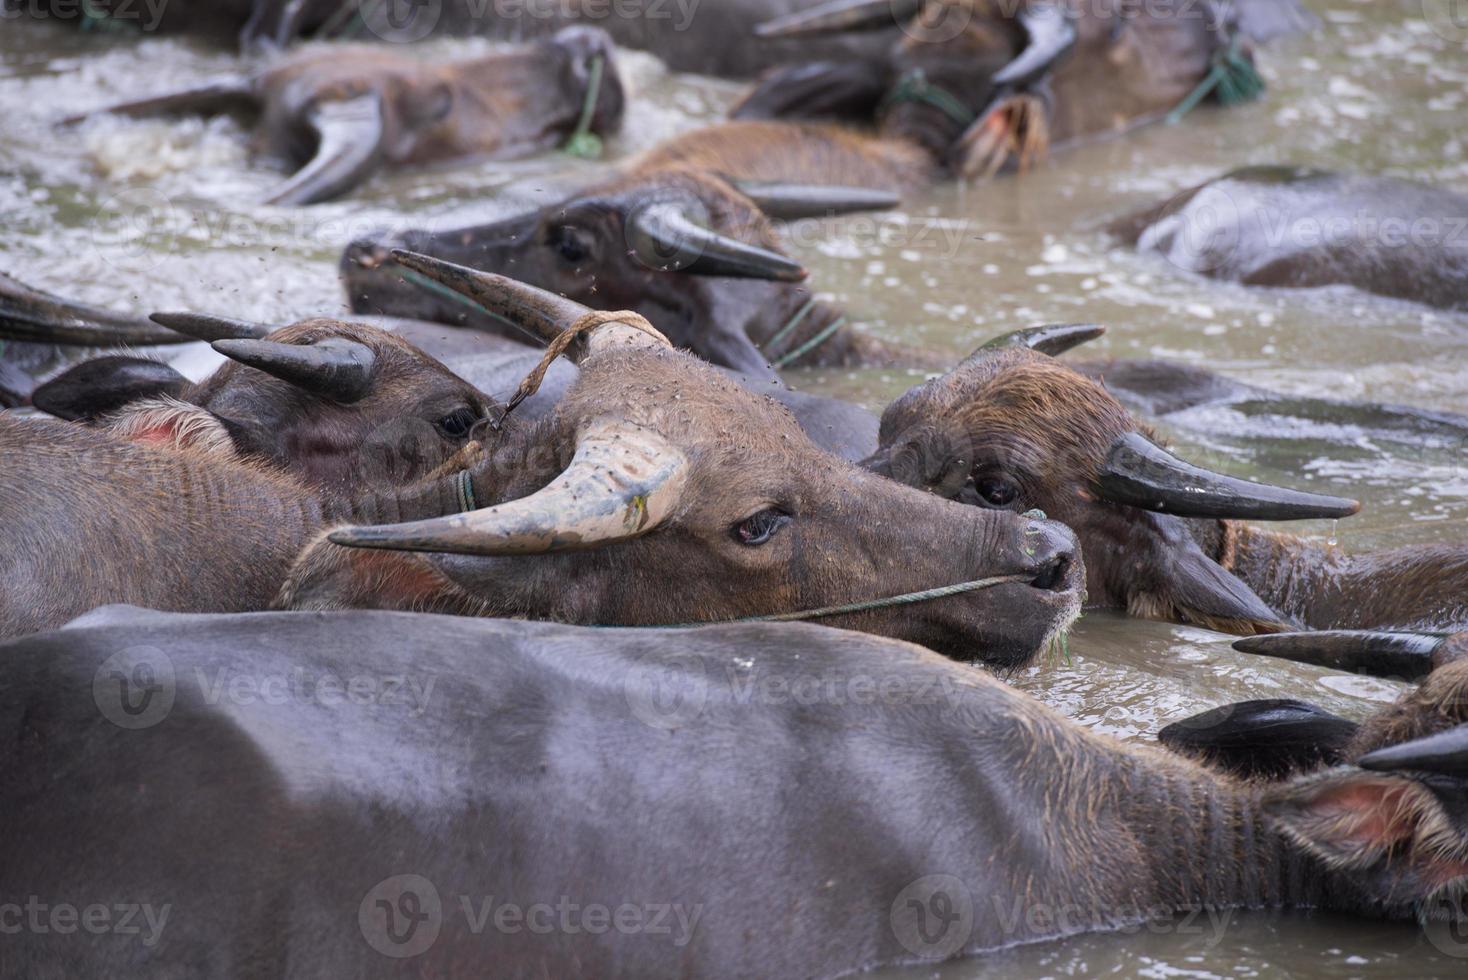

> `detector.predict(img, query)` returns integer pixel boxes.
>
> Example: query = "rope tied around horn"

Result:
[499,310,670,424]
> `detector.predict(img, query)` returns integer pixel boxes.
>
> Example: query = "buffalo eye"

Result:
[967,474,1021,509]
[732,508,791,546]
[435,407,480,439]
[550,225,591,264]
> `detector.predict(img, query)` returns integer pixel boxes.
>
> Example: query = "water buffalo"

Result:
[340,161,951,379]
[281,251,1084,663]
[24,0,897,78]
[2,260,1082,657]
[15,301,497,491]
[3,604,1465,976]
[1112,167,1468,312]
[67,27,624,205]
[338,1,1250,373]
[867,327,1468,635]
[745,0,1255,180]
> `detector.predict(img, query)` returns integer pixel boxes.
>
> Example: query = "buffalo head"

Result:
[866,325,1360,635]
[342,166,900,379]
[289,252,1085,665]
[38,313,495,492]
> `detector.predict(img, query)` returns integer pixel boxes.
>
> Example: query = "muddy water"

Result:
[2,1,1467,973]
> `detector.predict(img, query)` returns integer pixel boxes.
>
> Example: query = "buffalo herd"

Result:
[2,1,1467,976]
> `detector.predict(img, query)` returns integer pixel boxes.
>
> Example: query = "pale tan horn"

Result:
[328,419,689,556]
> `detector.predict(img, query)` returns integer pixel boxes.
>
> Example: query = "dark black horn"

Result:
[149,312,272,342]
[627,203,807,281]
[1358,723,1468,778]
[1233,631,1444,681]
[992,2,1078,89]
[732,181,901,220]
[973,323,1106,358]
[0,273,193,347]
[212,337,376,404]
[754,0,921,38]
[1096,431,1362,521]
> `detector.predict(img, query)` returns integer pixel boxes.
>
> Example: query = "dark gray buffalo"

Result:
[1112,167,1468,312]
[2,604,1465,977]
[66,26,624,205]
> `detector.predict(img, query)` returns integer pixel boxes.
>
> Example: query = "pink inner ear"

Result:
[1312,779,1420,850]
[130,420,184,447]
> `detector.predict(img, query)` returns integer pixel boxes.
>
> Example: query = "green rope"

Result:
[456,469,477,513]
[80,0,132,33]
[599,574,1030,629]
[771,315,846,370]
[760,298,816,356]
[1166,33,1265,125]
[880,69,977,129]
[562,55,606,161]
[393,265,535,345]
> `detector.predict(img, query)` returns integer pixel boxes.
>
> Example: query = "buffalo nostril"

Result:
[1030,554,1069,592]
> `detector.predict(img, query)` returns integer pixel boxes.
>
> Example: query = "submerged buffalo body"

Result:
[3,606,1465,977]
[71,27,624,205]
[1114,167,1468,312]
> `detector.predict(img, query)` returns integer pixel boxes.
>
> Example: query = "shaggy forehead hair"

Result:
[570,345,812,456]
[880,349,1138,468]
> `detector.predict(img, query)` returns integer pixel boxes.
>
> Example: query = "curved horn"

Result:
[0,273,193,346]
[628,203,807,281]
[732,181,901,220]
[1096,431,1361,521]
[1233,631,1444,681]
[992,2,1078,89]
[974,323,1105,358]
[1358,723,1468,778]
[389,249,670,359]
[755,0,922,38]
[329,420,690,556]
[262,93,387,207]
[212,337,376,403]
[149,312,272,342]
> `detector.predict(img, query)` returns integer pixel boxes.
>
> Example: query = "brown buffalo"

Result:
[1,259,1083,659]
[867,327,1468,635]
[283,251,1085,664]
[29,0,900,78]
[67,27,624,204]
[19,307,496,492]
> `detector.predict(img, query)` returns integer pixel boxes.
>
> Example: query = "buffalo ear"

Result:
[1158,699,1358,780]
[1264,770,1441,870]
[1129,515,1288,635]
[31,356,188,422]
[731,60,892,123]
